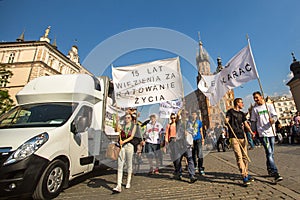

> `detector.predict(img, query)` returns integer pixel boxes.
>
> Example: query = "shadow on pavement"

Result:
[197,172,244,187]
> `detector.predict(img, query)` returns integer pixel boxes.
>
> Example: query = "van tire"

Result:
[32,159,67,200]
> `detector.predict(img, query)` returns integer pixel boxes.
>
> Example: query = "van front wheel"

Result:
[33,159,67,199]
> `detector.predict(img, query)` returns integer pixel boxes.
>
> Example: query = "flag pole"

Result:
[178,56,186,113]
[178,56,185,106]
[247,36,276,136]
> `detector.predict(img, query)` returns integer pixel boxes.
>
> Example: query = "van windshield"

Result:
[0,102,78,129]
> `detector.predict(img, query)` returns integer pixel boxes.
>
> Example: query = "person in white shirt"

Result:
[250,91,283,182]
[144,114,163,174]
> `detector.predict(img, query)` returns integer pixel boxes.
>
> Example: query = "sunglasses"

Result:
[171,117,176,119]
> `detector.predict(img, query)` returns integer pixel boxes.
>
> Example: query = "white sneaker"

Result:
[113,185,121,193]
[125,183,131,189]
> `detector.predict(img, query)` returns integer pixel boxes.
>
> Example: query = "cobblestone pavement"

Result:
[55,144,300,200]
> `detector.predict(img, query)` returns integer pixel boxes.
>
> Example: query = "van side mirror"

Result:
[71,122,77,134]
[71,116,88,134]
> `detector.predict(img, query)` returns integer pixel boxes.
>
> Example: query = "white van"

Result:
[0,74,111,199]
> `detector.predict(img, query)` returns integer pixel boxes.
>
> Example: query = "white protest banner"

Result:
[198,44,258,106]
[112,57,183,107]
[159,99,183,118]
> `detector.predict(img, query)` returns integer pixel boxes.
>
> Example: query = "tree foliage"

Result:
[0,64,14,115]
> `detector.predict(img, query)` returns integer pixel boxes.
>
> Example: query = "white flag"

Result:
[221,44,258,89]
[112,57,184,107]
[198,73,228,106]
[198,44,258,106]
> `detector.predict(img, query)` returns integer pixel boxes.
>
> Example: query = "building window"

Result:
[8,52,15,63]
[291,107,294,111]
[48,56,52,66]
[49,59,54,67]
[60,66,64,73]
[277,103,281,106]
[279,108,282,112]
[0,74,9,87]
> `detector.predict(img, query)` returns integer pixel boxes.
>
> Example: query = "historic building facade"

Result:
[185,40,234,129]
[0,26,91,103]
[287,53,300,111]
[271,96,296,126]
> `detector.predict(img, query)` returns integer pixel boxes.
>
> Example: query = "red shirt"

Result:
[165,123,176,141]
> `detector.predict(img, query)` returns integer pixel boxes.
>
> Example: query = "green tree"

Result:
[0,64,14,115]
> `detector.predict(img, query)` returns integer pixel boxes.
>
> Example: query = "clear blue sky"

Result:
[0,0,299,112]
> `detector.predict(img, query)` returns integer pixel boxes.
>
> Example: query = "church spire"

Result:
[198,32,204,56]
[198,32,202,45]
[197,32,209,63]
[196,32,211,82]
[16,30,25,42]
[52,36,57,48]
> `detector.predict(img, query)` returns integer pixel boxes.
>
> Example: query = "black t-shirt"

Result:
[226,108,246,139]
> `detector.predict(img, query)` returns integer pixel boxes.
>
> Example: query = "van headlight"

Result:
[3,132,49,166]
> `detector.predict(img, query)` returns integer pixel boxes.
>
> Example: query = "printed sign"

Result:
[159,99,183,118]
[112,57,183,107]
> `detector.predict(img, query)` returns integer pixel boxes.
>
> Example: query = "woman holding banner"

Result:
[113,113,137,193]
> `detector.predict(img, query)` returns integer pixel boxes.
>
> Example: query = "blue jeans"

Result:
[260,136,278,173]
[192,139,204,171]
[174,146,195,178]
[246,132,255,148]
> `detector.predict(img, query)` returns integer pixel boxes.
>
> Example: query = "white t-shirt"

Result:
[144,121,163,144]
[251,103,277,137]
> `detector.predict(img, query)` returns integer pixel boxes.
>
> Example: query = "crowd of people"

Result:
[111,91,299,193]
[112,108,206,192]
[275,111,300,144]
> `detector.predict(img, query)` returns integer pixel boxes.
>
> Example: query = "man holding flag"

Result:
[251,91,283,183]
[197,39,283,184]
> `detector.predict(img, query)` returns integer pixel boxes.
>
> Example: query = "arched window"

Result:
[8,52,15,63]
